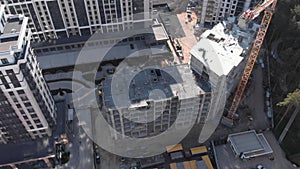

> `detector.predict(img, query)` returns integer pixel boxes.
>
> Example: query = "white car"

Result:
[257,164,265,169]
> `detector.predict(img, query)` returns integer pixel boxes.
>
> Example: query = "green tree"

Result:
[277,88,300,107]
[276,87,300,143]
[276,88,300,127]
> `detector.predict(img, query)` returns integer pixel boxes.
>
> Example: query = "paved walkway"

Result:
[176,12,198,63]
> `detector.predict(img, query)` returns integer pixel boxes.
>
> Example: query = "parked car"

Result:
[95,153,100,164]
[257,164,265,169]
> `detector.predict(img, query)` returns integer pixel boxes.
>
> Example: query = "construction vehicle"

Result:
[222,0,278,126]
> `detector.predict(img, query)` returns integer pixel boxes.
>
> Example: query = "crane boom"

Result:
[226,0,277,120]
[242,0,276,20]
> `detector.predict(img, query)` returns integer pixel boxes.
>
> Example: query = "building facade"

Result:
[1,0,153,42]
[102,64,212,139]
[0,9,56,144]
[196,0,259,27]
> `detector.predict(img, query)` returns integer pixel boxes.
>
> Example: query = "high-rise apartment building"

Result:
[196,0,258,26]
[1,0,153,42]
[0,7,56,144]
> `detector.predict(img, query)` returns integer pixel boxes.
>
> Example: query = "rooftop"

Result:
[33,20,168,49]
[102,64,206,109]
[37,39,171,70]
[32,27,154,49]
[228,130,273,159]
[0,16,25,53]
[170,160,208,169]
[215,131,294,169]
[0,40,18,53]
[190,17,259,76]
[152,21,169,41]
[169,155,214,169]
[190,25,244,76]
[2,17,23,35]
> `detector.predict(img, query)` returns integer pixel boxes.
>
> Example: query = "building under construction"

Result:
[190,17,259,142]
[100,16,260,141]
[102,64,212,139]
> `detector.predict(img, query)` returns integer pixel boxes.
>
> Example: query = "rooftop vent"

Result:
[207,33,225,43]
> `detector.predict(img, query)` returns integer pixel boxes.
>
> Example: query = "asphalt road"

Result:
[58,98,95,169]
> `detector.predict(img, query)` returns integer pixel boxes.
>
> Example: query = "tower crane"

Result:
[224,0,278,124]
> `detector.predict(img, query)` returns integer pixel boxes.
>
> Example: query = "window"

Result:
[21,96,28,101]
[1,59,8,64]
[17,90,25,94]
[6,69,21,88]
[34,119,40,123]
[24,102,31,107]
[20,110,26,115]
[12,97,18,102]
